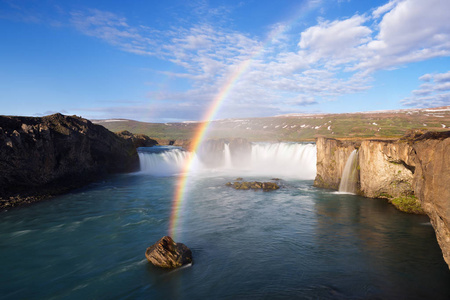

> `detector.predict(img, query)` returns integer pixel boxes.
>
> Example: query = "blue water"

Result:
[1,149,450,299]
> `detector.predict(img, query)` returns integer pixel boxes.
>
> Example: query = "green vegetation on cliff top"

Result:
[94,107,450,143]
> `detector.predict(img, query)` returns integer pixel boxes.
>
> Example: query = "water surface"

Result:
[1,146,449,299]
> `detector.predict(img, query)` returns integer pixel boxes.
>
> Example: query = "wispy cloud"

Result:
[64,0,450,118]
[401,71,450,107]
[70,9,159,56]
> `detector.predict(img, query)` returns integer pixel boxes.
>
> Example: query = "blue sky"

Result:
[1,0,449,122]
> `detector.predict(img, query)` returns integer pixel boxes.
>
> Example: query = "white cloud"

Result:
[434,72,450,83]
[299,15,372,61]
[402,71,450,107]
[419,74,432,82]
[70,9,157,55]
[357,0,450,71]
[287,95,318,106]
[372,0,398,19]
[66,0,450,120]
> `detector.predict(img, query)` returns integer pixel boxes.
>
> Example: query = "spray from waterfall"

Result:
[338,149,359,194]
[138,143,317,180]
[138,148,192,176]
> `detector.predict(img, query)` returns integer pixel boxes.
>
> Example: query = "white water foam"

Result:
[138,149,193,176]
[139,143,317,180]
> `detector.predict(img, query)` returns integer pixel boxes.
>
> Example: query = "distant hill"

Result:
[93,106,450,143]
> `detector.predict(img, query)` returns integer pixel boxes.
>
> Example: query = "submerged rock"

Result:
[226,181,280,191]
[145,236,192,268]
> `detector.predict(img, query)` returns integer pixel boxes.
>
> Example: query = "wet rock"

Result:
[262,182,279,191]
[145,236,192,269]
[226,181,280,191]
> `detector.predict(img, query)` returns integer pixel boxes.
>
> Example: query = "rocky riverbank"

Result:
[0,113,141,209]
[314,131,450,268]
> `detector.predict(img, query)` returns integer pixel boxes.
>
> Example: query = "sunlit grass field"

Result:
[95,107,450,143]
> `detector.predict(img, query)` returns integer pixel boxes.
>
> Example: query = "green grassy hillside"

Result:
[93,106,450,143]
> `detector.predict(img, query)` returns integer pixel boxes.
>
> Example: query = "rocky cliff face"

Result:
[116,130,158,148]
[358,140,415,199]
[411,132,450,267]
[314,137,360,190]
[0,113,139,209]
[314,131,450,268]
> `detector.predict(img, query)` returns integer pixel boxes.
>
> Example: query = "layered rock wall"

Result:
[0,113,139,208]
[314,132,450,268]
[358,140,415,198]
[314,137,360,190]
[411,132,450,267]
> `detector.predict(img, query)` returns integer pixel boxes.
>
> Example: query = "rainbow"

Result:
[168,58,254,239]
[168,1,320,239]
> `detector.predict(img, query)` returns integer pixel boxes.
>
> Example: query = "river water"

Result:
[1,144,449,299]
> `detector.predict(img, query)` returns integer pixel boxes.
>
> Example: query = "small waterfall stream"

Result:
[338,149,359,194]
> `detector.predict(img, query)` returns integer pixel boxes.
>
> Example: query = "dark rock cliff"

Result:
[0,113,139,209]
[116,130,158,148]
[314,131,450,268]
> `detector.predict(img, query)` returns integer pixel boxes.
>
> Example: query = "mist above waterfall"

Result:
[245,143,316,179]
[138,142,317,180]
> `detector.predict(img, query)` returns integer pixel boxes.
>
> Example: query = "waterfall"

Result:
[248,143,316,179]
[338,150,359,194]
[138,143,317,179]
[223,143,232,168]
[138,147,192,176]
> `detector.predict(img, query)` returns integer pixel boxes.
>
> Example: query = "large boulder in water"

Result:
[145,236,193,268]
[226,180,280,191]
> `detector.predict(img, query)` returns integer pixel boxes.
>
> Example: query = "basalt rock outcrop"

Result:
[116,130,158,148]
[0,113,139,209]
[314,131,450,268]
[145,236,192,268]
